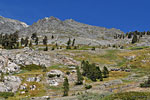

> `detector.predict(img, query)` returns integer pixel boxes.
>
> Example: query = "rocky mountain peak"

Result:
[0,16,28,34]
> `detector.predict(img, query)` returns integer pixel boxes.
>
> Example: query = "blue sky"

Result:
[0,0,150,32]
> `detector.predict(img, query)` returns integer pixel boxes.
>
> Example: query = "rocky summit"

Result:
[18,16,124,46]
[0,16,28,34]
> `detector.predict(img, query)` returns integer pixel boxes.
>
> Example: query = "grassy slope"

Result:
[5,45,150,99]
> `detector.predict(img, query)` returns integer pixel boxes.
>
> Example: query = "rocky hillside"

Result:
[0,16,28,34]
[19,16,124,46]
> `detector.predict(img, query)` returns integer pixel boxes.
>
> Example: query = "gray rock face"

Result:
[30,96,50,100]
[0,76,22,92]
[19,16,124,46]
[0,55,20,73]
[99,79,123,89]
[1,47,51,67]
[26,76,41,82]
[0,16,28,34]
[54,54,80,66]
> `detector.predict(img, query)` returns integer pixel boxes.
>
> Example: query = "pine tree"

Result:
[128,32,132,38]
[52,35,54,39]
[35,37,39,45]
[43,36,48,45]
[103,66,109,78]
[44,46,48,51]
[31,33,37,40]
[51,47,55,51]
[96,67,103,81]
[72,38,75,46]
[16,42,19,49]
[132,34,138,44]
[29,40,32,48]
[91,47,95,51]
[25,37,29,47]
[21,38,24,46]
[76,66,83,85]
[63,77,69,96]
[67,38,71,46]
[66,38,71,49]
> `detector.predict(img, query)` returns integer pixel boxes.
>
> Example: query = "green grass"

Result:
[13,70,29,75]
[68,49,120,65]
[0,92,14,99]
[117,58,127,67]
[103,92,150,100]
[20,64,43,71]
[46,86,63,90]
[48,64,69,71]
[127,46,150,50]
[99,49,119,60]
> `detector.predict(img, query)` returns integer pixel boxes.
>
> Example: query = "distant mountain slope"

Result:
[19,16,123,38]
[0,16,28,34]
[18,16,124,45]
[0,16,124,45]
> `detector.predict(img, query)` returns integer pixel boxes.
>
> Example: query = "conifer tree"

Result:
[72,38,75,46]
[96,67,103,81]
[76,66,83,85]
[51,47,55,51]
[21,38,24,46]
[25,37,29,47]
[16,42,19,49]
[67,38,71,46]
[91,47,95,51]
[128,32,132,38]
[29,40,32,48]
[31,33,37,40]
[52,35,54,39]
[103,66,109,78]
[43,36,48,45]
[66,38,71,49]
[63,77,69,96]
[44,45,48,51]
[132,34,138,44]
[35,37,39,45]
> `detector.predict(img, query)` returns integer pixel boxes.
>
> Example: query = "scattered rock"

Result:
[0,76,22,92]
[30,96,50,100]
[46,70,64,86]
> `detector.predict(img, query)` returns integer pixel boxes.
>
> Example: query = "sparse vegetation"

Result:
[85,84,92,89]
[63,77,69,96]
[20,64,43,71]
[140,76,150,88]
[103,92,150,100]
[0,92,14,99]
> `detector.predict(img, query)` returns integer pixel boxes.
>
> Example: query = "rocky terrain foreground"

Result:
[0,16,150,100]
[0,45,149,100]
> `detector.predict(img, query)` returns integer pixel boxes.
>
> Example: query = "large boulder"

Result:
[0,56,20,74]
[46,70,64,86]
[0,76,22,92]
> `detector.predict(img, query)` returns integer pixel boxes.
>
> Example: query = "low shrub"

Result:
[140,76,150,88]
[48,74,56,78]
[0,92,14,99]
[66,71,70,75]
[85,84,92,89]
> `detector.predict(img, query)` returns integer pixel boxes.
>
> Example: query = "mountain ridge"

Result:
[0,16,28,34]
